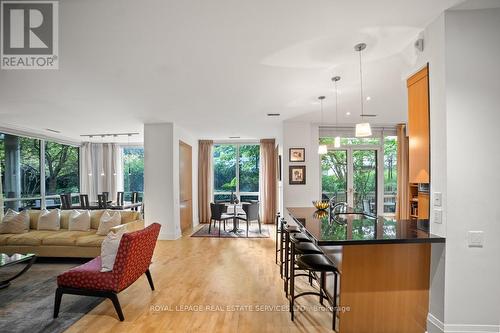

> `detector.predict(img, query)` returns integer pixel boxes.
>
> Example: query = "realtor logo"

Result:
[1,1,58,69]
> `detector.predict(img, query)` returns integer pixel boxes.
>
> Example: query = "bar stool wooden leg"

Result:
[284,231,290,295]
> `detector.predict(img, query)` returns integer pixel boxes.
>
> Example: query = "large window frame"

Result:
[212,142,260,202]
[1,130,80,211]
[121,144,144,201]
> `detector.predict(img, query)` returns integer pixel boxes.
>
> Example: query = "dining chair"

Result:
[239,201,261,237]
[131,192,139,211]
[102,191,110,203]
[209,203,233,237]
[60,193,72,210]
[116,191,124,208]
[97,194,108,209]
[79,194,90,209]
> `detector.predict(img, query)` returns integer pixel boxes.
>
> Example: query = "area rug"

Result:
[191,223,270,238]
[0,258,104,333]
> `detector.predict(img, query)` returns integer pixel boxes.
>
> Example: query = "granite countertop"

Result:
[286,207,446,246]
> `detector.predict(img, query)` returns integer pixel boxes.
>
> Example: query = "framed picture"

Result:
[289,148,305,162]
[289,165,306,185]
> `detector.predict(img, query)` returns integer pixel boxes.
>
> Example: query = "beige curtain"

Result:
[396,124,410,219]
[198,140,213,223]
[259,139,277,224]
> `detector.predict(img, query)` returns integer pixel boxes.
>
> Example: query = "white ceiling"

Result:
[0,0,465,142]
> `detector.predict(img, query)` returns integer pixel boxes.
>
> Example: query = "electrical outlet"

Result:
[433,209,442,224]
[468,231,484,248]
[434,192,442,207]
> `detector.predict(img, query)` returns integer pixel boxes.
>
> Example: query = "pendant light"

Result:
[88,136,93,177]
[354,43,372,137]
[127,134,132,176]
[332,76,341,148]
[317,96,328,155]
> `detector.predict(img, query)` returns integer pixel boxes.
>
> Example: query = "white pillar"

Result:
[144,123,181,240]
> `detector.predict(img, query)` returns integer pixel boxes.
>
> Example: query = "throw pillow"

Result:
[0,209,29,234]
[68,210,91,231]
[96,210,121,236]
[37,209,61,231]
[100,227,126,272]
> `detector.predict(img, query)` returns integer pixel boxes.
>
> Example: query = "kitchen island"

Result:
[287,207,445,333]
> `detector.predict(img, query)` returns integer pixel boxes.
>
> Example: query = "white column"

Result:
[144,123,181,240]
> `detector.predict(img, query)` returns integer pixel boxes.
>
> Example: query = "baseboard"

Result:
[428,313,444,333]
[427,313,500,333]
[444,324,500,333]
[158,230,181,240]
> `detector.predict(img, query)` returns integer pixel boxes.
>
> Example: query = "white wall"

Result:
[144,122,199,240]
[405,13,448,331]
[443,8,500,330]
[282,121,320,216]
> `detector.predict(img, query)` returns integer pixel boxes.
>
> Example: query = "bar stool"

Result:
[275,212,281,265]
[284,233,322,296]
[290,253,339,331]
[280,219,300,279]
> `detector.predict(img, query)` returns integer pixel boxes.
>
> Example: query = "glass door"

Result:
[352,149,378,215]
[322,148,379,215]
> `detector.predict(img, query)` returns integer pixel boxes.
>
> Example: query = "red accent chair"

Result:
[53,223,161,321]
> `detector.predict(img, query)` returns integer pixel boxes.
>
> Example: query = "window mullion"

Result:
[236,144,240,199]
[40,139,46,209]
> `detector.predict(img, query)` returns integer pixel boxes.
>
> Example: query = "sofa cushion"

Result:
[0,234,14,245]
[68,210,91,231]
[28,210,41,230]
[37,209,61,231]
[42,231,95,246]
[7,230,57,246]
[0,209,30,234]
[97,211,121,236]
[60,210,72,229]
[76,233,105,247]
[120,211,140,224]
[90,210,106,230]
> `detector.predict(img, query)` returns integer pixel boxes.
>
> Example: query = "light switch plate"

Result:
[468,231,484,248]
[433,209,442,224]
[434,192,442,207]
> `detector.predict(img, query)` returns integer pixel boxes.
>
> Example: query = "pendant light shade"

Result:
[355,122,372,137]
[317,95,327,155]
[354,43,372,138]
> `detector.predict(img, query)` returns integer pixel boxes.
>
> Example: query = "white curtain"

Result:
[80,142,123,202]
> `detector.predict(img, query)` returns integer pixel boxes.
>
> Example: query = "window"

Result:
[320,133,398,217]
[213,143,259,201]
[45,141,79,196]
[123,147,144,200]
[1,132,79,212]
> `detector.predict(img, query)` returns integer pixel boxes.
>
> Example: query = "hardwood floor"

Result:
[65,225,335,333]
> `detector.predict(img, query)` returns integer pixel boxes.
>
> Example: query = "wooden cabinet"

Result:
[417,192,429,219]
[407,66,430,184]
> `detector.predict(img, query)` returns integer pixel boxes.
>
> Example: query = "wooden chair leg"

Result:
[258,217,262,233]
[53,287,63,318]
[208,219,212,233]
[218,220,221,237]
[108,293,125,321]
[246,220,249,237]
[145,269,155,291]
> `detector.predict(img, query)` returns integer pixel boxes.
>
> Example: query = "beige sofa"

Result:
[0,209,144,258]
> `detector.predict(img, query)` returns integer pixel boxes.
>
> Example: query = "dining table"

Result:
[224,202,245,233]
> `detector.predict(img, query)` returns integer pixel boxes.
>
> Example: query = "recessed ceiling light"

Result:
[346,112,351,116]
[229,136,240,139]
[267,113,280,117]
[45,128,61,133]
[366,96,371,101]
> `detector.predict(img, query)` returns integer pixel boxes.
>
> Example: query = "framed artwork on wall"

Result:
[289,165,306,185]
[289,148,305,162]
